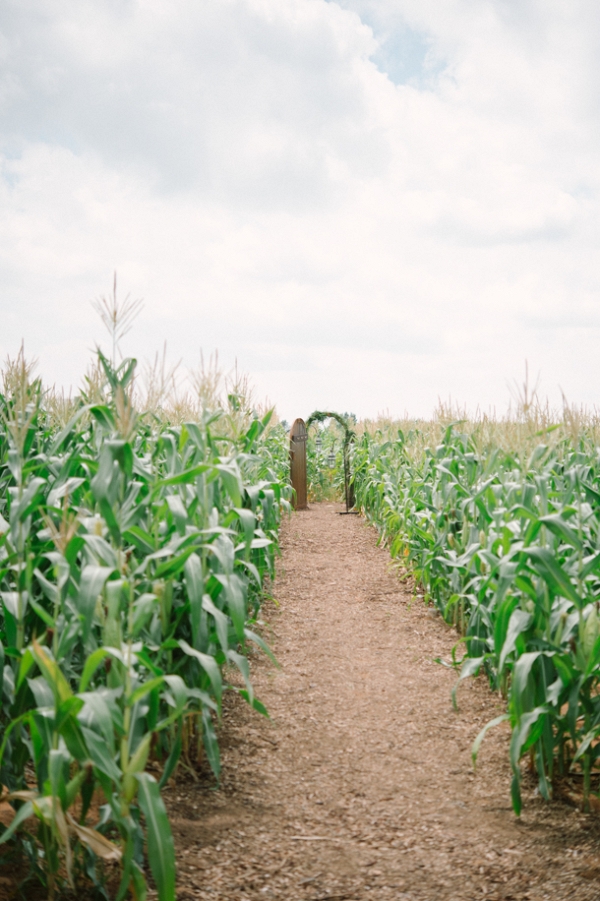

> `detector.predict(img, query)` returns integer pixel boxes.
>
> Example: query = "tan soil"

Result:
[166,503,600,901]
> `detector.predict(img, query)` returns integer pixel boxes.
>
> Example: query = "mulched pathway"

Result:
[167,503,600,901]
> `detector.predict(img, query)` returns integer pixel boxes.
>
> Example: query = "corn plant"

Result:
[305,413,356,505]
[0,349,291,898]
[306,424,340,501]
[351,420,600,813]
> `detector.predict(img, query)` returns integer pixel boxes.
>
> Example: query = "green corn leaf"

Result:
[539,513,582,550]
[451,655,484,710]
[511,773,522,816]
[583,629,600,677]
[47,475,87,508]
[498,608,532,672]
[514,574,537,601]
[48,405,90,453]
[546,676,563,706]
[241,417,264,452]
[526,548,582,607]
[79,647,111,692]
[28,675,55,708]
[78,692,117,752]
[184,553,203,648]
[509,706,547,773]
[80,726,121,782]
[109,438,134,478]
[17,647,36,690]
[581,551,600,579]
[28,596,55,628]
[227,650,253,704]
[573,725,600,762]
[472,714,510,769]
[582,482,600,507]
[163,674,188,714]
[14,477,46,523]
[134,647,164,677]
[211,534,234,575]
[582,607,600,660]
[153,548,195,579]
[493,593,519,662]
[220,573,246,643]
[510,651,542,718]
[128,676,165,707]
[234,508,256,547]
[178,639,222,711]
[77,565,114,642]
[135,773,176,901]
[49,748,69,810]
[237,558,261,587]
[90,448,117,502]
[33,567,59,606]
[201,708,220,780]
[216,463,243,507]
[65,767,89,809]
[31,640,72,705]
[59,716,89,763]
[132,592,159,637]
[125,733,152,776]
[99,498,121,544]
[55,696,84,733]
[82,534,119,567]
[238,689,268,717]
[123,525,156,554]
[159,463,212,486]
[1,592,20,620]
[244,628,278,667]
[116,356,137,391]
[90,405,116,431]
[158,721,182,790]
[165,494,188,534]
[202,595,229,654]
[0,800,34,845]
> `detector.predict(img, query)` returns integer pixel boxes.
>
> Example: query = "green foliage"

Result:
[306,412,356,505]
[352,421,600,813]
[0,350,291,897]
[306,424,340,501]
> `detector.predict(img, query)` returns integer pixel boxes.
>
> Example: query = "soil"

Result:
[165,503,600,901]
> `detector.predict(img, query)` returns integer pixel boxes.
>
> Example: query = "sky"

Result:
[1,0,599,422]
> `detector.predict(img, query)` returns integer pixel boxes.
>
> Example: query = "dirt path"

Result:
[169,504,600,901]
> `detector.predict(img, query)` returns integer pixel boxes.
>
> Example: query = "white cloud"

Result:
[1,0,600,420]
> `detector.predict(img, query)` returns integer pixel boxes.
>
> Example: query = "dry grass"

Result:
[1,343,280,442]
[357,388,600,462]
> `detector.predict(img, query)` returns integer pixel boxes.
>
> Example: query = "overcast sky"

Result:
[1,0,599,421]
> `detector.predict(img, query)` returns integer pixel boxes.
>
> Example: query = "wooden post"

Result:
[290,418,308,510]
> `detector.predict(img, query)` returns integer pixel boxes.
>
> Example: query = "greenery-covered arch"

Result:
[306,411,356,512]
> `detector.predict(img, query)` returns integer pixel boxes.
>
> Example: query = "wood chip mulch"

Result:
[167,503,600,901]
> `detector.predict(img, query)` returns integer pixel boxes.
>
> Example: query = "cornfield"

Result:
[351,405,600,814]
[7,329,600,900]
[0,345,291,899]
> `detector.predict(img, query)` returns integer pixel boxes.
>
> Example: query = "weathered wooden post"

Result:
[289,418,308,510]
